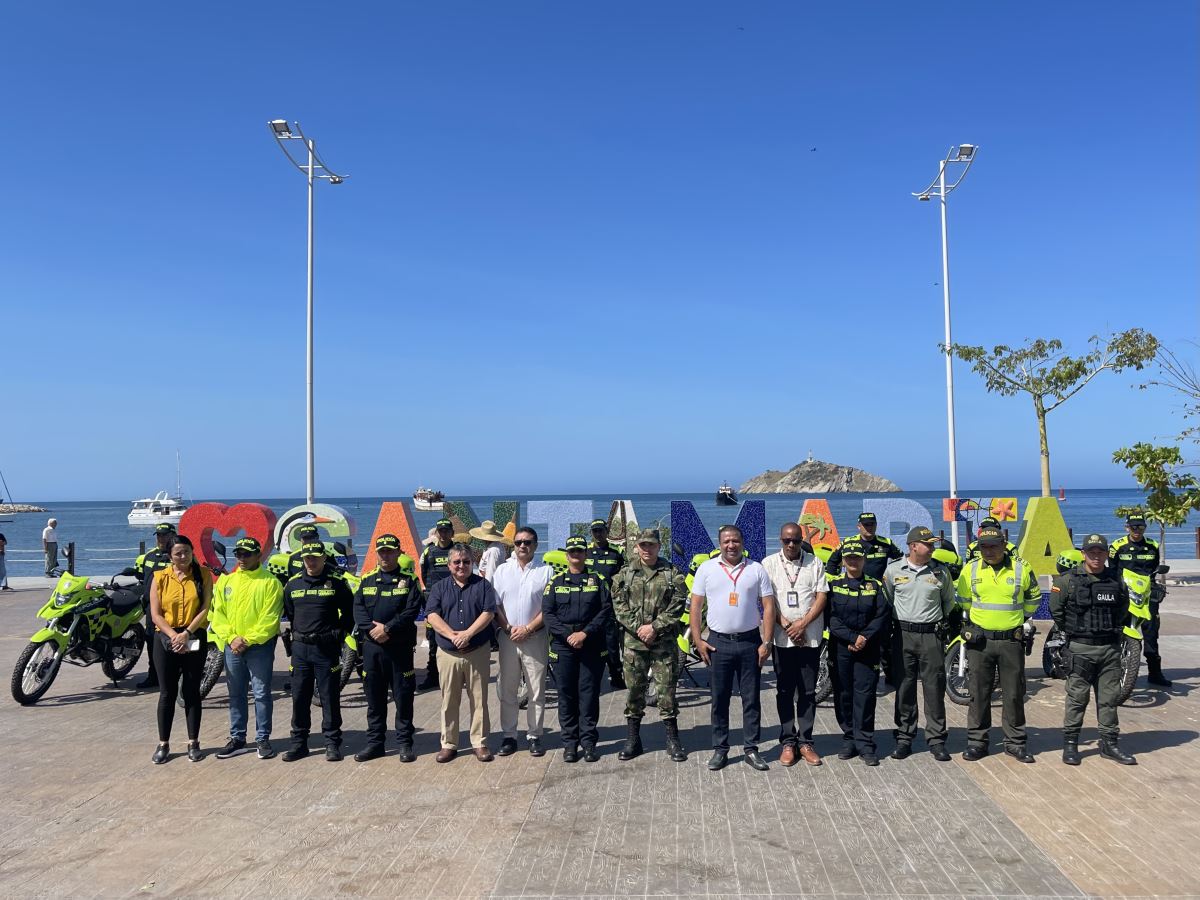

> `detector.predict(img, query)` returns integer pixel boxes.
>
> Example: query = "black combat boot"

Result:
[1099,738,1137,766]
[618,718,643,761]
[664,718,687,762]
[1146,655,1172,687]
[1062,739,1081,766]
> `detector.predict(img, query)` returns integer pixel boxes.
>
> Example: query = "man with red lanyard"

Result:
[689,525,777,772]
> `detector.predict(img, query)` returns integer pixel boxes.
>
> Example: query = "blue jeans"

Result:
[224,638,277,742]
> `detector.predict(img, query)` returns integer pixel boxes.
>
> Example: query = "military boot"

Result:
[1099,738,1137,766]
[1146,655,1172,687]
[1062,739,1081,766]
[618,718,643,761]
[664,718,687,762]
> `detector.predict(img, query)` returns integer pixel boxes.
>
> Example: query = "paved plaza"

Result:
[0,580,1197,898]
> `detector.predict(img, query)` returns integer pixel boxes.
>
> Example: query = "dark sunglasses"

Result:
[780,538,803,544]
[233,549,257,558]
[449,559,473,566]
[513,539,535,547]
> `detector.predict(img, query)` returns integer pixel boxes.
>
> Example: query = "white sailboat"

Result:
[128,452,190,526]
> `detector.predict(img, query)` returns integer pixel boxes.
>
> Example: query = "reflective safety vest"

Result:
[957,555,1039,630]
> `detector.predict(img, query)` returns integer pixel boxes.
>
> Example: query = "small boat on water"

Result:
[128,490,188,526]
[716,482,738,506]
[1058,485,1067,502]
[413,487,446,511]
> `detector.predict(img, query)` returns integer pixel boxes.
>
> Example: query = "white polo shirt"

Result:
[691,557,774,635]
[491,557,552,627]
[762,550,828,648]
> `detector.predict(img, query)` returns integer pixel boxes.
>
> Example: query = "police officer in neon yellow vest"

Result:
[1110,511,1169,687]
[956,525,1041,763]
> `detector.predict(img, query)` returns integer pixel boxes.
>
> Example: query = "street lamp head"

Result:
[270,119,293,138]
[955,144,976,161]
[329,175,344,185]
[918,194,931,202]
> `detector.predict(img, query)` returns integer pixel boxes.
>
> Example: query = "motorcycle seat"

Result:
[109,589,143,615]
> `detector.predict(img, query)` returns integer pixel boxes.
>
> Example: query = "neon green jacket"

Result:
[211,566,285,650]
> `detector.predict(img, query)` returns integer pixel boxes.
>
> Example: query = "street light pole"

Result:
[914,145,978,554]
[269,121,347,505]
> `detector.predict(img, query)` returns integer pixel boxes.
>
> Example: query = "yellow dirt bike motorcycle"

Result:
[11,572,146,704]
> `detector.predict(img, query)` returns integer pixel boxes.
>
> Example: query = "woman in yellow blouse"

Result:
[149,534,213,763]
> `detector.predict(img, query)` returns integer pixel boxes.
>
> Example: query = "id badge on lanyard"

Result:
[721,562,744,607]
[786,591,799,609]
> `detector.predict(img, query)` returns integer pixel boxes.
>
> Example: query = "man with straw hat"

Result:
[470,520,510,583]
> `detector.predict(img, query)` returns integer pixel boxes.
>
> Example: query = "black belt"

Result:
[897,620,941,634]
[293,629,341,644]
[981,627,1022,641]
[711,628,761,641]
[1068,634,1121,645]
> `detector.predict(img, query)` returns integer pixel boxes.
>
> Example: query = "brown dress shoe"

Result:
[435,748,457,764]
[780,745,798,767]
[473,746,494,762]
[798,744,822,766]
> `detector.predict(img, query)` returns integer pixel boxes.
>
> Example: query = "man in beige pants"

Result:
[424,543,497,762]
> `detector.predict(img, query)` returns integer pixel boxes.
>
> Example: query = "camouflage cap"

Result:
[906,526,937,545]
[299,541,326,557]
[840,538,868,557]
[635,528,661,545]
[1081,533,1109,551]
[565,536,587,552]
[976,526,1005,546]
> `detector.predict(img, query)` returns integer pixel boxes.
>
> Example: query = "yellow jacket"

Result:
[211,566,284,650]
[956,554,1040,630]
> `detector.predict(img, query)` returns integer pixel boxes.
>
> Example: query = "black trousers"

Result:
[153,632,206,742]
[709,630,762,752]
[892,629,947,746]
[1143,601,1162,659]
[362,640,415,749]
[143,606,159,682]
[773,644,818,746]
[605,617,623,680]
[554,645,604,748]
[831,640,879,754]
[290,638,342,748]
[966,638,1026,749]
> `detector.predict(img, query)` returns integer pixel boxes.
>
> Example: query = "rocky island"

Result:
[741,458,901,494]
[0,503,48,514]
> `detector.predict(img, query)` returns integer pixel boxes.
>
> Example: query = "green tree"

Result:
[944,329,1158,496]
[1112,442,1200,560]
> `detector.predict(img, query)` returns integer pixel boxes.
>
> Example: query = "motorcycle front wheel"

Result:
[11,641,63,705]
[177,644,224,707]
[1116,636,1143,705]
[945,642,972,706]
[102,623,146,681]
[1042,625,1067,679]
[814,641,833,705]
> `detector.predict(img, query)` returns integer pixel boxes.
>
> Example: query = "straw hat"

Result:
[468,520,506,543]
[452,532,472,544]
[422,527,439,546]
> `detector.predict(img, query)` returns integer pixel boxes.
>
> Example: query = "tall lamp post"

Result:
[913,144,978,553]
[268,120,348,505]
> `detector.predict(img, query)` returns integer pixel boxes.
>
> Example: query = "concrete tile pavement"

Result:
[0,581,1195,898]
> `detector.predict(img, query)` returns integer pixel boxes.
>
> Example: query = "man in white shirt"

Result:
[42,518,59,577]
[491,526,552,757]
[762,522,828,767]
[689,525,777,772]
[470,520,509,582]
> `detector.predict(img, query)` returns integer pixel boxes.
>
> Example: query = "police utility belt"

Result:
[897,620,941,634]
[293,628,342,644]
[962,625,1022,645]
[1067,633,1121,645]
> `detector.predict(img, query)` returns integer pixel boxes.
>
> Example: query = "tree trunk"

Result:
[1035,397,1052,496]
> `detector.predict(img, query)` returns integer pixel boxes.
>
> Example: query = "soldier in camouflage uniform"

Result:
[611,528,689,762]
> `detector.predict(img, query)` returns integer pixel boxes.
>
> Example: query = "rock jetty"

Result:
[741,459,901,493]
[0,503,48,514]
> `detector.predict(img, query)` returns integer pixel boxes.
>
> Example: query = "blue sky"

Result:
[2,2,1196,501]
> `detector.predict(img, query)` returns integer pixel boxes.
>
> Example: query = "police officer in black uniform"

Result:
[827,538,892,766]
[826,513,902,683]
[354,534,423,763]
[134,522,176,690]
[282,542,354,762]
[280,524,344,585]
[1110,511,1169,687]
[418,518,455,691]
[543,535,613,762]
[586,518,626,690]
[1051,533,1136,766]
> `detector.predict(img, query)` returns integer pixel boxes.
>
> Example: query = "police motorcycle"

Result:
[1042,550,1164,705]
[11,572,146,704]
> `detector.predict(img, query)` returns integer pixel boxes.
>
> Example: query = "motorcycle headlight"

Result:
[53,592,70,608]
